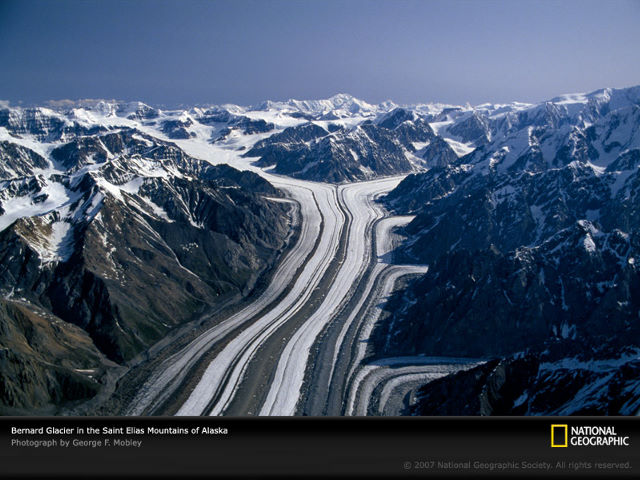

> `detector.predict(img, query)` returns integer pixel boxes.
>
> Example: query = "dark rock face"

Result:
[411,344,640,415]
[0,127,292,410]
[202,111,275,141]
[162,119,194,139]
[119,103,159,120]
[0,108,107,142]
[383,166,472,214]
[375,225,639,359]
[243,116,449,182]
[0,108,66,142]
[52,136,113,170]
[387,160,618,265]
[447,111,491,145]
[420,136,459,169]
[378,108,418,130]
[235,117,274,134]
[254,123,329,146]
[0,299,107,413]
[376,87,640,415]
[39,179,288,363]
[1,137,290,364]
[197,109,235,125]
[0,142,49,180]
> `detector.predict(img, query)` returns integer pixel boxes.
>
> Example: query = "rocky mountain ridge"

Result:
[374,86,640,415]
[0,122,292,412]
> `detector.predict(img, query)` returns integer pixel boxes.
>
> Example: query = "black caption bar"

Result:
[0,417,638,478]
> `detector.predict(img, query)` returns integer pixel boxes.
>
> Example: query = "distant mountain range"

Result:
[1,86,638,414]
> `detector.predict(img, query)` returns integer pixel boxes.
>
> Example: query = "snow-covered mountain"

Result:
[252,93,389,118]
[0,86,638,414]
[0,113,293,412]
[374,86,640,415]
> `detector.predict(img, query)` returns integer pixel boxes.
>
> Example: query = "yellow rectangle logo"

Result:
[551,424,568,447]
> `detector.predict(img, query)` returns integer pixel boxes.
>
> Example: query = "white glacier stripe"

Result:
[177,183,343,415]
[348,357,484,416]
[326,215,420,391]
[259,176,404,415]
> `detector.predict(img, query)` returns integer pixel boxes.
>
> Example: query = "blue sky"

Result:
[1,0,639,106]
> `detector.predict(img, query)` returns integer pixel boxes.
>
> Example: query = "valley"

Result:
[1,87,639,416]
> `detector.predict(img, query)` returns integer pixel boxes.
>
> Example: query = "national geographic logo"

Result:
[551,424,630,447]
